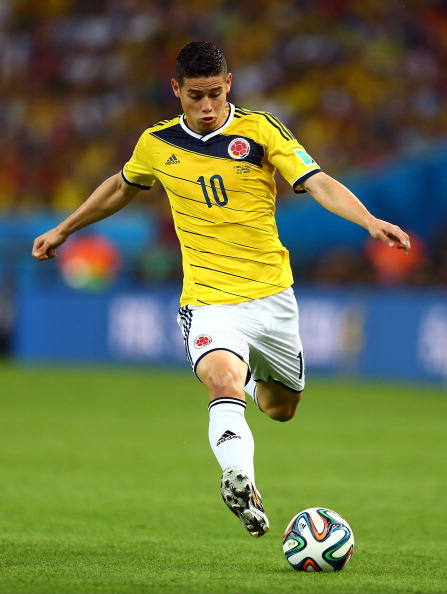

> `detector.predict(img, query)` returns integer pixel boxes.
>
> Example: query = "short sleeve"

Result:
[122,131,157,190]
[266,117,321,193]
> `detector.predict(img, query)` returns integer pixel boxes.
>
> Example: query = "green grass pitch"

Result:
[0,362,446,594]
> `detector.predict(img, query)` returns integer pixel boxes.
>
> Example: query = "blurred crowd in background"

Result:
[1,0,447,291]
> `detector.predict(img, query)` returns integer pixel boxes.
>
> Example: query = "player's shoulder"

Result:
[233,106,295,141]
[234,105,272,123]
[143,115,182,134]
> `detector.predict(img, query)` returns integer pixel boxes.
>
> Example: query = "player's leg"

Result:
[245,375,302,421]
[196,349,269,538]
[195,347,247,399]
[177,305,269,537]
[255,377,302,422]
[196,349,253,481]
[196,349,252,480]
[244,287,305,422]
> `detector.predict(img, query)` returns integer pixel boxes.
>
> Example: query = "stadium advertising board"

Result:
[13,286,447,383]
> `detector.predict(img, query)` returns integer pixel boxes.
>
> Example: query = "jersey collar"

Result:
[180,103,235,142]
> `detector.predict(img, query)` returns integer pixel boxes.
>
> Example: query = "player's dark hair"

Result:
[175,41,227,86]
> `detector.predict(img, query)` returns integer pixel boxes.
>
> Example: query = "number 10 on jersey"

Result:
[198,175,229,208]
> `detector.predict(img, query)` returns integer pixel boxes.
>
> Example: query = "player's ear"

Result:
[226,73,232,92]
[171,78,181,98]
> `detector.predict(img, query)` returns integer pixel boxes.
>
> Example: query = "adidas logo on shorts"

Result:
[217,430,241,446]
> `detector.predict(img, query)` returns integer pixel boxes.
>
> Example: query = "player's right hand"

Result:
[32,230,66,260]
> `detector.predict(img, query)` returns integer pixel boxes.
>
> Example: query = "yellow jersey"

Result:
[122,103,321,305]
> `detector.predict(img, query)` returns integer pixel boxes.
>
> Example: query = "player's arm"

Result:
[301,171,411,254]
[32,172,141,260]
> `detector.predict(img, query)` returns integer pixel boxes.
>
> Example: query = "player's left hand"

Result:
[368,219,411,255]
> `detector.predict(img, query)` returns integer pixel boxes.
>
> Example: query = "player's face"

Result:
[171,73,232,134]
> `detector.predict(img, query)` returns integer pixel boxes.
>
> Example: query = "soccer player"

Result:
[32,41,411,538]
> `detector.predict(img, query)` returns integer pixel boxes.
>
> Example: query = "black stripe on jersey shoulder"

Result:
[150,124,264,167]
[144,116,180,131]
[234,107,295,141]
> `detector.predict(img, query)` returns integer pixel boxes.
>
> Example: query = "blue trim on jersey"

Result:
[292,168,322,193]
[150,125,264,168]
[121,169,152,190]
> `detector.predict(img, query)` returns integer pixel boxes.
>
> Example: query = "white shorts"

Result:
[177,287,305,392]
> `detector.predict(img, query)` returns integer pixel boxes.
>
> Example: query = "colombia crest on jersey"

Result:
[122,103,321,306]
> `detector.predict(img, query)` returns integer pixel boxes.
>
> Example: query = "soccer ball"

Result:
[283,507,354,572]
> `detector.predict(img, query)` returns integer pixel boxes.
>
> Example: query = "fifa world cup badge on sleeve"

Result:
[293,148,316,166]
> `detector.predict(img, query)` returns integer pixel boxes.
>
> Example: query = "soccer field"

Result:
[0,363,446,594]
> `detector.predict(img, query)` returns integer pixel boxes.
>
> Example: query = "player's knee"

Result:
[205,368,243,397]
[196,350,248,399]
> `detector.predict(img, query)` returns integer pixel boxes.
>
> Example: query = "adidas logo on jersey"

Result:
[165,154,180,165]
[216,430,241,446]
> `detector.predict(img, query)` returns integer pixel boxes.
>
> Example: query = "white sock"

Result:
[208,397,256,485]
[245,376,259,408]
